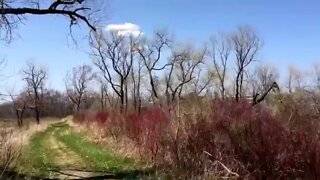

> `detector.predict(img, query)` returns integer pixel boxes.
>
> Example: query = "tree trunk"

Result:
[235,70,241,102]
[125,80,128,111]
[240,71,244,98]
[120,95,124,112]
[35,108,40,124]
[149,73,158,99]
[221,83,225,99]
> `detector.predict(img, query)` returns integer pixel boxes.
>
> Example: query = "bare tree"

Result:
[65,64,94,112]
[137,31,171,102]
[131,57,143,112]
[165,45,206,105]
[287,65,304,93]
[22,63,47,124]
[210,35,231,98]
[191,67,213,96]
[96,77,120,110]
[250,64,280,105]
[231,26,262,101]
[251,64,279,94]
[0,0,101,41]
[91,31,137,111]
[252,82,280,106]
[10,92,27,127]
[97,78,107,110]
[287,66,294,93]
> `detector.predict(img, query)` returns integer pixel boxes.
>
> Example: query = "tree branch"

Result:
[1,7,96,31]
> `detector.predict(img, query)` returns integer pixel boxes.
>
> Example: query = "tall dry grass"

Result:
[0,129,20,178]
[0,117,63,178]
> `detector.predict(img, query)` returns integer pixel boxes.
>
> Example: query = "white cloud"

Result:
[104,23,143,37]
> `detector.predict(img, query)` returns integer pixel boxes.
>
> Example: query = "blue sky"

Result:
[1,0,320,92]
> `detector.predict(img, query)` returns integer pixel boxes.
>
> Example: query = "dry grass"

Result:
[0,129,20,178]
[10,117,63,146]
[0,117,63,178]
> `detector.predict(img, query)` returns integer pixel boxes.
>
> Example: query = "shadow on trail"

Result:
[51,168,154,180]
[1,170,50,180]
[1,168,154,180]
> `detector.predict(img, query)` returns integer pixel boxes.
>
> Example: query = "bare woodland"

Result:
[1,22,315,126]
[1,1,320,179]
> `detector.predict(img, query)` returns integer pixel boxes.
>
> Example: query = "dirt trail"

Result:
[48,130,84,168]
[47,126,107,179]
[17,121,149,179]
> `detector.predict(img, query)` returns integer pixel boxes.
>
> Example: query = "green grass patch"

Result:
[54,124,138,173]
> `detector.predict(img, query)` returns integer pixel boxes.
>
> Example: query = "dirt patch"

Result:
[48,130,85,169]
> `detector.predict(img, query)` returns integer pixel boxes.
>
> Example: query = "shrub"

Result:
[95,112,109,126]
[71,99,320,179]
[0,130,20,178]
[212,99,320,179]
[125,108,170,163]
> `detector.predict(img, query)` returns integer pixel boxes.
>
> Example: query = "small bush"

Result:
[0,130,20,178]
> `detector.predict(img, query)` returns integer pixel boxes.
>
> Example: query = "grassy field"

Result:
[16,121,152,179]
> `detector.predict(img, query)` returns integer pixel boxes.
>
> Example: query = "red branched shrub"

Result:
[72,111,86,124]
[212,99,320,179]
[183,116,217,173]
[73,111,110,126]
[125,108,170,161]
[125,112,142,143]
[95,112,109,126]
[71,98,320,179]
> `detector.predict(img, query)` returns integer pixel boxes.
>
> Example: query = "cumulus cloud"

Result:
[104,23,143,37]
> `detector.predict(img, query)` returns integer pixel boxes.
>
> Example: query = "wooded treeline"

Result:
[1,26,320,126]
